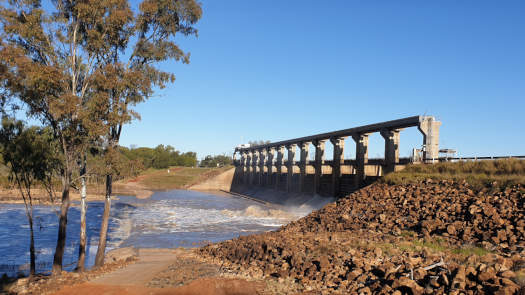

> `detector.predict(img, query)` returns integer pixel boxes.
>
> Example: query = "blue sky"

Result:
[119,1,525,159]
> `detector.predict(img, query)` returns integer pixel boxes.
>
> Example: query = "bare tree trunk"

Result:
[52,172,71,275]
[29,213,35,276]
[19,183,36,276]
[76,155,87,272]
[94,174,112,267]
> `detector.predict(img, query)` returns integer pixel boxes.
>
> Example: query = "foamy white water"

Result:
[116,190,302,248]
[0,189,307,276]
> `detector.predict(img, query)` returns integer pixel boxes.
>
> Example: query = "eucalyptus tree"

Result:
[91,0,202,267]
[0,0,202,272]
[0,118,59,276]
[0,0,128,273]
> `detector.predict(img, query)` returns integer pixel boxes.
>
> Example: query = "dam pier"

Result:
[232,116,441,198]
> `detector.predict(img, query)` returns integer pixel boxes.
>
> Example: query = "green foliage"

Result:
[81,144,197,183]
[0,117,60,191]
[0,117,61,276]
[199,154,232,168]
[120,145,197,170]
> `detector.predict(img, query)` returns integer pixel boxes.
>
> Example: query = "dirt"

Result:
[0,187,110,205]
[52,278,263,295]
[3,257,138,295]
[0,181,154,205]
[92,248,182,286]
[5,248,270,295]
[112,181,154,199]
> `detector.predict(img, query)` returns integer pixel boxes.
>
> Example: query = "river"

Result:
[0,190,304,277]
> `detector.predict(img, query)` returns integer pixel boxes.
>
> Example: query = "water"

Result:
[0,190,301,277]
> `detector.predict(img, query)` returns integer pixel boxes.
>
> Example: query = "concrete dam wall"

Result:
[192,116,441,205]
[231,116,441,200]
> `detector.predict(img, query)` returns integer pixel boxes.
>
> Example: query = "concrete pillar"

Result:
[299,142,310,193]
[380,129,400,174]
[313,140,326,195]
[266,147,275,186]
[275,146,285,190]
[330,137,344,197]
[258,149,266,185]
[240,151,247,184]
[251,150,258,185]
[246,151,252,185]
[286,144,296,192]
[352,134,369,188]
[418,116,441,163]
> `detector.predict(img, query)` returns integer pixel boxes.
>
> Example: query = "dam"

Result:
[230,116,441,198]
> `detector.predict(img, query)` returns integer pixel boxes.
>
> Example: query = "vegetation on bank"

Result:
[199,154,232,168]
[119,165,232,191]
[383,158,525,190]
[0,143,199,190]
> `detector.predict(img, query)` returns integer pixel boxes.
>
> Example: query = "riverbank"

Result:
[0,166,232,205]
[7,177,523,294]
[3,161,524,294]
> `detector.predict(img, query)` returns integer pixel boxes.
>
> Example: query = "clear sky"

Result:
[119,1,525,160]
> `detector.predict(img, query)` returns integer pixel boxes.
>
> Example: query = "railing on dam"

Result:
[232,116,441,198]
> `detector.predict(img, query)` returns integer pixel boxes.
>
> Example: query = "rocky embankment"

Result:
[200,180,524,294]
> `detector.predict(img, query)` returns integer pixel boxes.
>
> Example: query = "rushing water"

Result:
[0,190,300,277]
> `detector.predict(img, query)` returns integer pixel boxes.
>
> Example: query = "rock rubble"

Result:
[200,180,524,294]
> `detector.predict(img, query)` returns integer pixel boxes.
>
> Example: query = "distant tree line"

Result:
[199,154,232,168]
[119,145,197,171]
[0,126,199,184]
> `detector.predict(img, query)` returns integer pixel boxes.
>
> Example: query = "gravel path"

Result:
[91,248,181,286]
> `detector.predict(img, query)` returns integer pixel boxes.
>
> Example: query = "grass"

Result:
[379,238,491,259]
[451,246,492,257]
[383,158,525,190]
[370,230,492,258]
[127,166,232,191]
